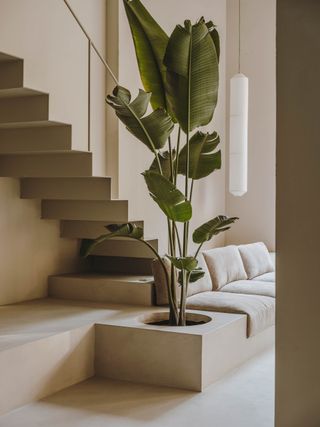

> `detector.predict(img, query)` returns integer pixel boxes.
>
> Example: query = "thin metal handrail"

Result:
[63,0,118,85]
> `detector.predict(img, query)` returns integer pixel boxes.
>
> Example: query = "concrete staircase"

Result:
[0,51,160,416]
[0,51,157,304]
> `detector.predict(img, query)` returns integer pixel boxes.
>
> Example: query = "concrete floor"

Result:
[0,349,275,427]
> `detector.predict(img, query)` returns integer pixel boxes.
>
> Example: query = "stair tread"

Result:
[0,87,47,98]
[0,120,70,129]
[51,273,154,284]
[0,150,90,156]
[22,176,111,180]
[0,52,22,62]
[0,298,158,353]
[43,198,127,203]
[0,298,147,353]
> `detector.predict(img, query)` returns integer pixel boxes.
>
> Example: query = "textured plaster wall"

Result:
[226,0,276,251]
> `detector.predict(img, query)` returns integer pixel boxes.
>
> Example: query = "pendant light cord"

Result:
[238,0,241,73]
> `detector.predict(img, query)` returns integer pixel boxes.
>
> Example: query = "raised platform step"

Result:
[0,53,23,90]
[0,298,118,416]
[0,88,49,123]
[60,220,144,239]
[0,121,72,153]
[21,177,111,200]
[48,273,155,306]
[42,199,128,221]
[0,151,92,177]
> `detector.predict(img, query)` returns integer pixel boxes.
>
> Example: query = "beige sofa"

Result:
[154,242,275,337]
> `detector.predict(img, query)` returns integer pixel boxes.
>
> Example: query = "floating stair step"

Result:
[49,273,155,306]
[60,220,144,239]
[21,177,111,200]
[0,52,21,62]
[0,88,49,123]
[0,121,72,153]
[0,53,23,90]
[42,199,128,221]
[88,237,158,258]
[0,151,92,177]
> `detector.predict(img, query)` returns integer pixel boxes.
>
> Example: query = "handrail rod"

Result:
[63,0,119,86]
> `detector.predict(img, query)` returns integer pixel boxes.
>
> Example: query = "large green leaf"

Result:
[80,223,143,257]
[206,21,220,61]
[106,86,174,151]
[193,216,238,244]
[142,170,192,222]
[163,18,219,133]
[178,267,205,285]
[123,0,169,111]
[149,150,175,180]
[167,256,198,272]
[178,131,221,179]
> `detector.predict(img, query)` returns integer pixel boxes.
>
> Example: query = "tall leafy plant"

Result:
[82,0,238,326]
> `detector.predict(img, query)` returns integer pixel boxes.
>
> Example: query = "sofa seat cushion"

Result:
[221,280,275,298]
[254,272,275,282]
[186,291,275,337]
[203,245,247,291]
[238,242,274,279]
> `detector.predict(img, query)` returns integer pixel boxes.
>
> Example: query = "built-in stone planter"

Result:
[95,309,274,391]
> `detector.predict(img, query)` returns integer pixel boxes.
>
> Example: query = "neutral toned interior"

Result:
[0,0,319,426]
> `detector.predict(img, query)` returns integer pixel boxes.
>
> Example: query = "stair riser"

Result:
[90,239,158,259]
[48,276,155,306]
[0,60,23,90]
[0,95,49,123]
[0,124,72,153]
[21,178,111,200]
[0,153,92,177]
[0,326,94,416]
[60,220,144,239]
[91,256,153,275]
[42,200,128,221]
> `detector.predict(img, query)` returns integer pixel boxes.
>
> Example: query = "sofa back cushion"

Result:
[238,242,274,279]
[202,245,247,290]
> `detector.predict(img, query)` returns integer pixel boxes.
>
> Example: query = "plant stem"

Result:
[168,136,174,182]
[174,127,181,185]
[194,242,204,259]
[173,223,182,257]
[189,179,195,202]
[178,271,190,326]
[183,133,190,258]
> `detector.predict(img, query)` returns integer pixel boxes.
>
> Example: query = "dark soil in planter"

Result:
[147,319,207,326]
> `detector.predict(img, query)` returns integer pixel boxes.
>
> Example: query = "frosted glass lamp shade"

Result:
[229,73,249,196]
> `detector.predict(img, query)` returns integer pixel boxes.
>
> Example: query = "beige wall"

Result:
[226,0,276,251]
[0,0,107,304]
[114,0,227,254]
[276,0,320,425]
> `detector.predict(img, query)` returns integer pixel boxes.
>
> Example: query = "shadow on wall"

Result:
[0,177,82,305]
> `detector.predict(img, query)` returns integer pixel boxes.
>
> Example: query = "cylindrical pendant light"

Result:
[229,0,249,197]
